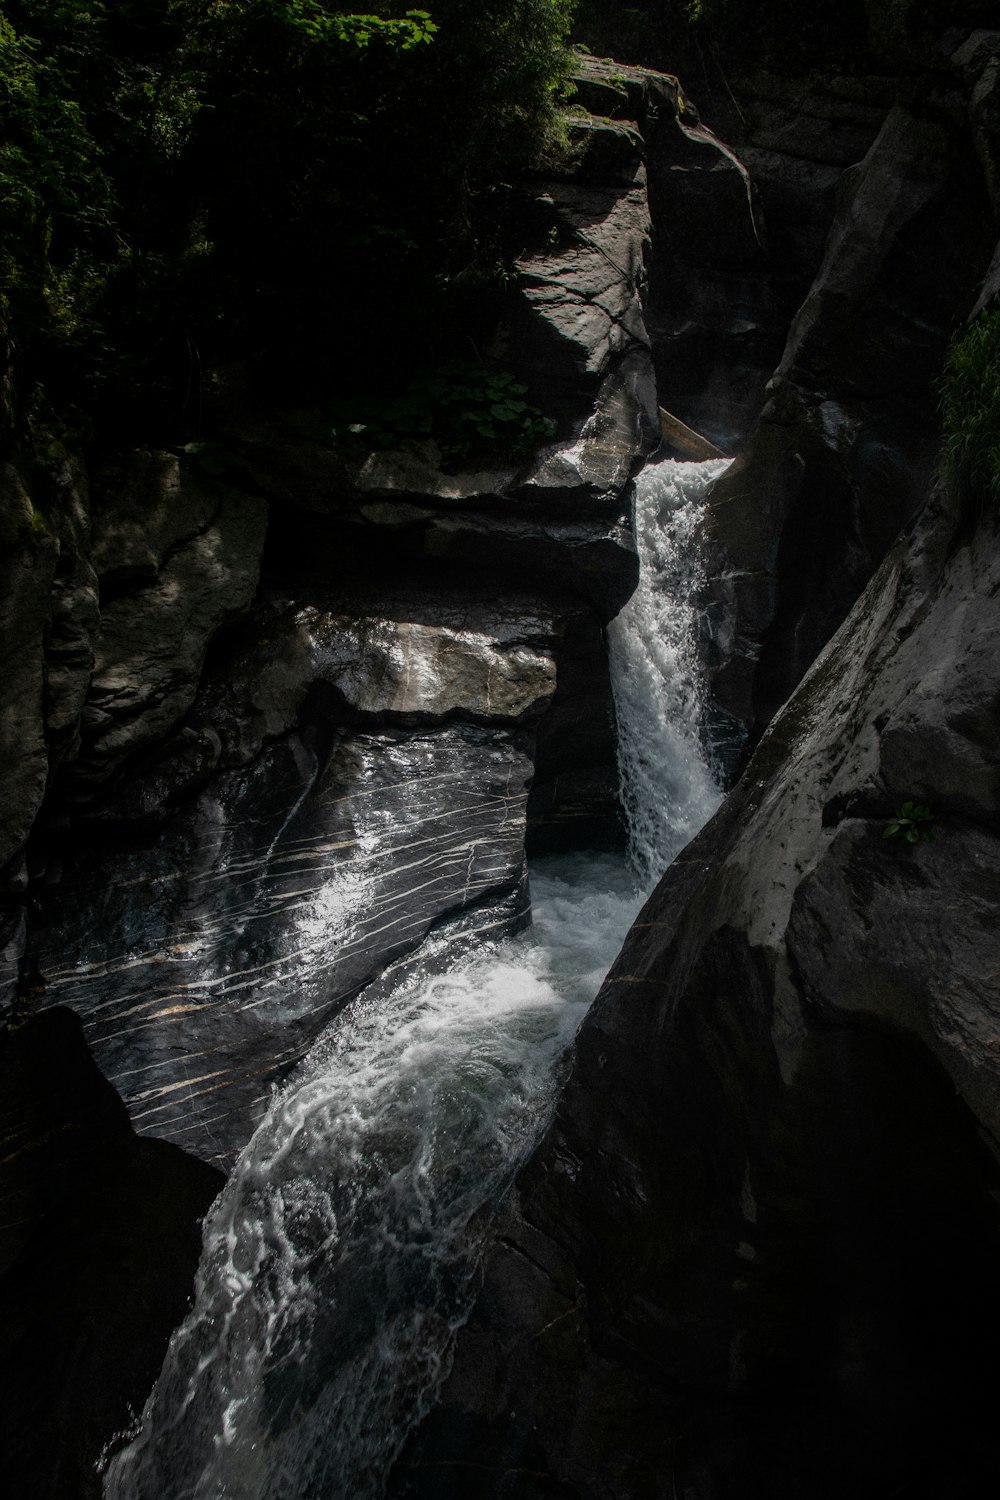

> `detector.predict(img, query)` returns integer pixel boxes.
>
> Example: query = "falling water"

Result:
[610,456,730,883]
[104,457,728,1500]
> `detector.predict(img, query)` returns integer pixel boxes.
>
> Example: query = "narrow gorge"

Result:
[2,5,1000,1498]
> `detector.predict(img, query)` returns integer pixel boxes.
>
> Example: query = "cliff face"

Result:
[699,66,997,761]
[390,29,1000,1500]
[394,480,1000,1498]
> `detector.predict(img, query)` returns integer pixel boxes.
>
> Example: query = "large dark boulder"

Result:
[393,475,1000,1497]
[0,1008,222,1499]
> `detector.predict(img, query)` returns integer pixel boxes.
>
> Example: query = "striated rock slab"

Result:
[23,578,570,1163]
[30,723,538,1166]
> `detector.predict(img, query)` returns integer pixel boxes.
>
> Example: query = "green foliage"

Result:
[1,1,578,444]
[328,362,556,466]
[938,306,1000,512]
[883,801,935,844]
[271,3,437,47]
[0,10,116,346]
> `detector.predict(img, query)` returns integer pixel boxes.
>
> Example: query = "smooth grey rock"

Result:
[519,345,660,506]
[301,612,556,724]
[788,819,1000,1143]
[513,172,651,383]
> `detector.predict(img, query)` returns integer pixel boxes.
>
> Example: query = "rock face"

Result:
[1,55,702,1178]
[646,67,897,455]
[0,459,97,874]
[393,479,1000,1499]
[385,43,1000,1497]
[28,591,558,1164]
[695,49,998,765]
[0,55,686,1487]
[75,453,268,787]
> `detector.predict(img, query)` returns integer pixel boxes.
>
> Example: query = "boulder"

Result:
[0,1008,222,1500]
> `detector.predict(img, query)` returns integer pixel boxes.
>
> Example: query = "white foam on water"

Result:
[104,855,643,1500]
[610,457,730,883]
[104,457,729,1500]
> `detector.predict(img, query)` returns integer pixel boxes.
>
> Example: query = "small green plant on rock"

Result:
[938,305,1000,511]
[883,801,935,844]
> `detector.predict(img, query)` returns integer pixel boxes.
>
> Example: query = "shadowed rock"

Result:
[0,1008,222,1499]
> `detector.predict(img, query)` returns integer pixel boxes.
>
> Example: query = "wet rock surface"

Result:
[0,49,666,1184]
[26,591,557,1165]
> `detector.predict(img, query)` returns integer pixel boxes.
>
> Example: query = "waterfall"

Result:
[610,457,730,883]
[103,457,728,1500]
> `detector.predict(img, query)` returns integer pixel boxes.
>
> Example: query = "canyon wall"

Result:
[391,27,1000,1500]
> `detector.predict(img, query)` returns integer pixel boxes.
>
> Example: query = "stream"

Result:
[103,457,730,1500]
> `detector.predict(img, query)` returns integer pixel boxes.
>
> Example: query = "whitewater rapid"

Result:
[104,457,728,1500]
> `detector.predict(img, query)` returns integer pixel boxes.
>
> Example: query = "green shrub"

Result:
[939,305,1000,512]
[1,2,578,444]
